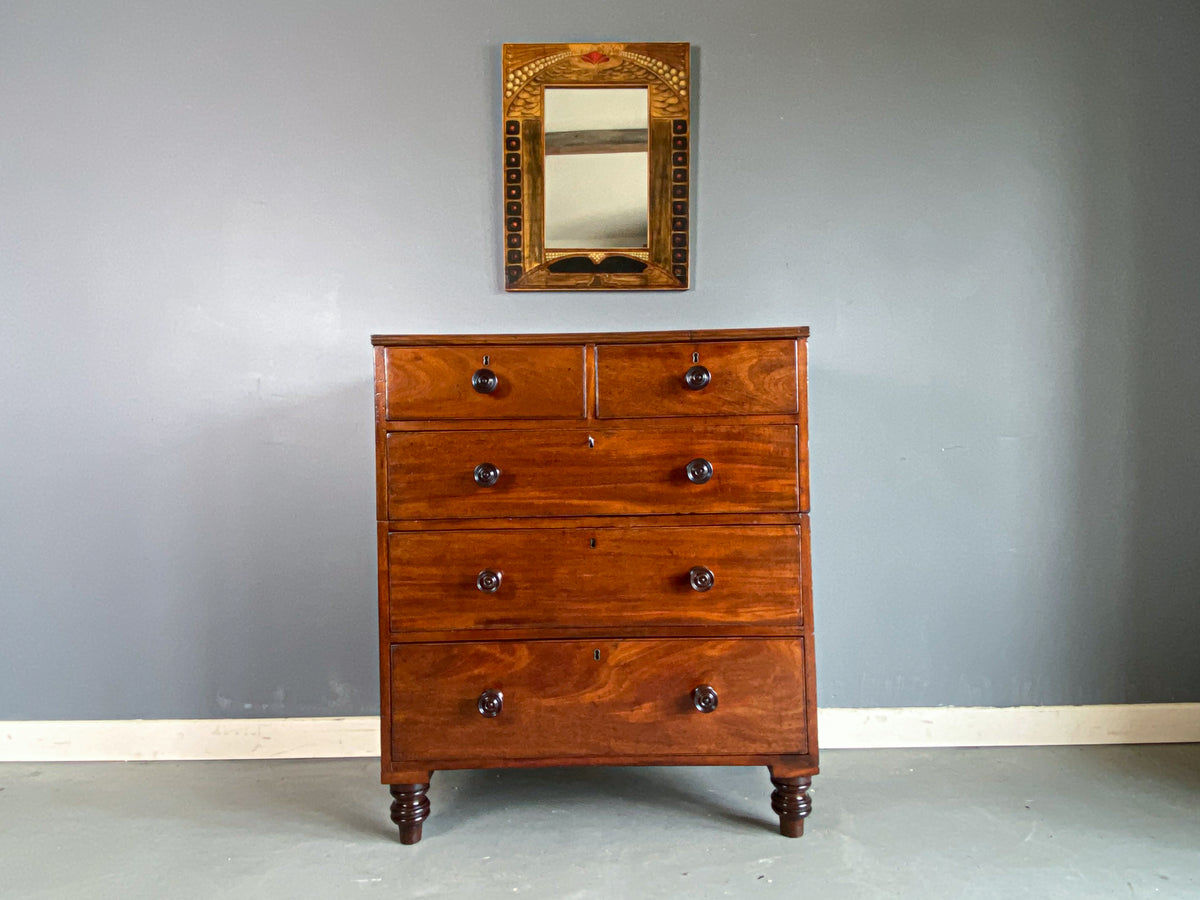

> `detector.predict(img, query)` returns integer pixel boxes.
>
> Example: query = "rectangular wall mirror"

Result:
[503,43,691,291]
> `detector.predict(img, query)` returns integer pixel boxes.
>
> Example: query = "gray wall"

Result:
[2,1,1197,719]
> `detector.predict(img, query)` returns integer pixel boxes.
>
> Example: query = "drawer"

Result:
[383,345,585,420]
[595,339,798,418]
[386,525,802,633]
[384,424,799,519]
[389,638,809,761]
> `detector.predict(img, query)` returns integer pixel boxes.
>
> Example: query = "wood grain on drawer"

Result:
[595,339,797,418]
[385,425,799,519]
[383,345,585,420]
[386,526,802,633]
[389,639,809,761]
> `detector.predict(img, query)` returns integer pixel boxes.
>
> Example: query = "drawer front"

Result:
[389,638,809,761]
[387,525,802,633]
[595,339,798,418]
[384,345,585,420]
[385,425,798,519]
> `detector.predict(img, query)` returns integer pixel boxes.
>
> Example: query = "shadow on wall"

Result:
[51,380,383,720]
[183,381,380,718]
[1060,7,1200,705]
[1120,12,1200,703]
[811,364,1072,707]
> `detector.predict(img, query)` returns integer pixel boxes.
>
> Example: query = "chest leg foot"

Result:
[769,774,812,837]
[390,781,431,844]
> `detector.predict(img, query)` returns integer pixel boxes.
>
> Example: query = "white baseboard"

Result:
[818,703,1200,749]
[0,716,380,762]
[2,704,1196,762]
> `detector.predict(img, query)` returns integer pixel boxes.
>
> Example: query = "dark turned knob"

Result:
[473,462,501,486]
[692,685,719,713]
[683,365,711,390]
[685,458,713,484]
[477,689,503,717]
[476,569,502,593]
[688,565,715,592]
[472,368,498,394]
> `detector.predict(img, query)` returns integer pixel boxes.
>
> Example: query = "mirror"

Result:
[502,42,691,291]
[544,87,648,249]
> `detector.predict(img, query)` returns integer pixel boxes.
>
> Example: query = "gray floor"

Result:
[1,746,1197,899]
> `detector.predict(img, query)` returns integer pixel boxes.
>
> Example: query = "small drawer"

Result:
[384,424,799,520]
[595,339,798,418]
[386,525,803,633]
[384,345,585,420]
[389,638,809,762]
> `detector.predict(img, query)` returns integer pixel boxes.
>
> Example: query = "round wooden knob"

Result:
[472,368,499,394]
[476,569,502,593]
[685,458,713,484]
[683,365,711,390]
[691,685,718,713]
[473,462,501,486]
[688,565,715,592]
[477,689,504,717]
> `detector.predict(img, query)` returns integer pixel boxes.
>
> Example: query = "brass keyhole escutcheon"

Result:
[593,649,601,661]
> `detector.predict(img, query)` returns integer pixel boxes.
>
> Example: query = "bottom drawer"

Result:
[389,638,809,762]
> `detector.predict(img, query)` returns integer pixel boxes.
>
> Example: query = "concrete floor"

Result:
[1,746,1197,899]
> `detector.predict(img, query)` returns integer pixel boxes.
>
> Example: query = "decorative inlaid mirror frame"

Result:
[502,42,691,291]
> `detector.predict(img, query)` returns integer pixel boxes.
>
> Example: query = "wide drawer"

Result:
[383,344,585,420]
[595,339,798,418]
[386,525,802,633]
[389,638,809,761]
[385,424,799,519]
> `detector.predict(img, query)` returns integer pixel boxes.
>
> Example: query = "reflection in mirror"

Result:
[543,88,648,249]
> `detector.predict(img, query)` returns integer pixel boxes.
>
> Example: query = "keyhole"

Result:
[482,355,490,366]
[593,649,601,661]
[589,537,596,548]
[692,351,699,363]
[587,435,594,448]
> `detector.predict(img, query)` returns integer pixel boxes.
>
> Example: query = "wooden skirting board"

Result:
[2,705,1197,762]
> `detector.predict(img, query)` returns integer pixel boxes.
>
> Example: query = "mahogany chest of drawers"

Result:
[372,327,817,843]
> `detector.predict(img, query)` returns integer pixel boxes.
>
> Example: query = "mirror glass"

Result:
[543,87,648,249]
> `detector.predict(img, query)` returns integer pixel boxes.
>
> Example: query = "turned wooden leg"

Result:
[389,782,431,844]
[769,774,813,837]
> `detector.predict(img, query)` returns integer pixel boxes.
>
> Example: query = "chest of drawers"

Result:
[372,328,817,843]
